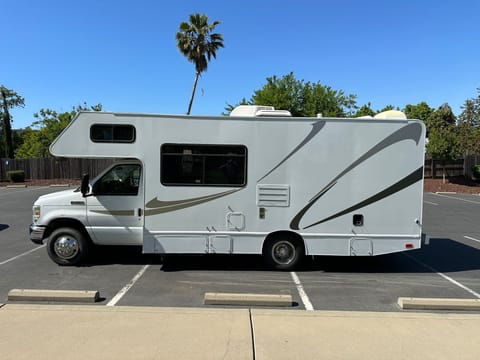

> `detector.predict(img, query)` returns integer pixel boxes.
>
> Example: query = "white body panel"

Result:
[40,110,425,256]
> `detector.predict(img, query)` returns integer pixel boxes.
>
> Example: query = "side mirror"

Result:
[81,173,90,198]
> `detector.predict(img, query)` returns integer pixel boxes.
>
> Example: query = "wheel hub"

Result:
[54,236,79,260]
[272,241,295,265]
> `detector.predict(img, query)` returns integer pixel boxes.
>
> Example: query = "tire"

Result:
[263,237,304,271]
[47,227,89,266]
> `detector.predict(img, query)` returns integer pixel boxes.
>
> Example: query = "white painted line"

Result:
[404,253,480,299]
[106,264,149,306]
[0,245,46,266]
[290,272,314,311]
[423,200,439,206]
[464,236,480,244]
[432,193,480,205]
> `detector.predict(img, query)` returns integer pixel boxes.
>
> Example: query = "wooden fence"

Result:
[0,158,114,181]
[424,155,480,178]
[1,156,479,181]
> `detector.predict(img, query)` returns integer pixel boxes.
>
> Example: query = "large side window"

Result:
[91,124,136,143]
[93,164,141,195]
[161,144,247,187]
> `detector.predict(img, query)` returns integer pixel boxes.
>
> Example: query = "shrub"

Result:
[7,170,25,183]
[472,165,480,179]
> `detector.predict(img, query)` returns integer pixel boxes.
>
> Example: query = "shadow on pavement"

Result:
[84,245,163,266]
[0,224,9,231]
[81,238,480,274]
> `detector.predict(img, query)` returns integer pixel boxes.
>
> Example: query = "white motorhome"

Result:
[30,106,426,270]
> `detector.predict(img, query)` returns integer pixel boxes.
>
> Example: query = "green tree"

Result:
[457,96,480,158]
[300,81,357,117]
[403,102,434,124]
[425,103,456,132]
[0,86,25,158]
[251,73,304,116]
[16,103,102,158]
[426,126,460,180]
[378,105,398,112]
[426,103,459,181]
[226,72,357,117]
[458,99,477,126]
[353,103,375,117]
[473,87,480,123]
[176,13,224,115]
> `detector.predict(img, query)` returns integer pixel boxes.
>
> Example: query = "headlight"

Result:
[33,205,41,222]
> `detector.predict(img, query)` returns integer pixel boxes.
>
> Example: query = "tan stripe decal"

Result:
[90,210,135,216]
[145,189,240,216]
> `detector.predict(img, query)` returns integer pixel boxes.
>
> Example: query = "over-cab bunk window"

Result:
[161,144,247,187]
[90,124,136,143]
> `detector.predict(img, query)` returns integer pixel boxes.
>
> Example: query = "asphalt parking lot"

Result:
[1,186,479,311]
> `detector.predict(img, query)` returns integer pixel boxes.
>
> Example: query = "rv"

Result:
[30,106,426,270]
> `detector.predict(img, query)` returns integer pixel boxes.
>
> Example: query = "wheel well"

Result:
[45,218,91,243]
[263,231,305,254]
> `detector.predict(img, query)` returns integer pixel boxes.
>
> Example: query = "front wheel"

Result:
[47,227,89,266]
[263,237,304,271]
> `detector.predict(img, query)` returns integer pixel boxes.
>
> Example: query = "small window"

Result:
[161,144,247,187]
[91,124,136,143]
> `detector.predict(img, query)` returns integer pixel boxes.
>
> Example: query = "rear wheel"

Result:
[263,236,304,270]
[47,227,89,266]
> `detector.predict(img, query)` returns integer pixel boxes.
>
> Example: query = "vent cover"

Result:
[256,184,290,207]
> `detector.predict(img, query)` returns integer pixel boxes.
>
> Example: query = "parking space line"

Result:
[106,264,150,306]
[403,253,480,299]
[432,193,480,205]
[0,245,46,266]
[290,272,314,311]
[423,200,439,206]
[464,236,480,244]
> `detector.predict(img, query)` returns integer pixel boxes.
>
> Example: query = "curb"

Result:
[5,185,27,188]
[49,184,71,188]
[204,292,292,307]
[398,297,480,311]
[8,289,100,303]
[435,191,457,194]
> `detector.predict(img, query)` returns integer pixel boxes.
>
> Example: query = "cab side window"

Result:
[94,164,141,195]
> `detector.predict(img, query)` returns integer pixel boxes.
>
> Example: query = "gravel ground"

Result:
[423,177,480,194]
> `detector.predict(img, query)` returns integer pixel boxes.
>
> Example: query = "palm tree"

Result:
[176,13,224,115]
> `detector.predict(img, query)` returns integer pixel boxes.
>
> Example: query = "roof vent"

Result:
[373,110,407,120]
[230,105,291,117]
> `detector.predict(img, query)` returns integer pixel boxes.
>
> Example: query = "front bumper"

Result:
[30,224,47,244]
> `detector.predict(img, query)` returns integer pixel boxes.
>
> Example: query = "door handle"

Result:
[138,208,143,217]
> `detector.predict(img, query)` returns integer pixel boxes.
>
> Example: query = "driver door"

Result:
[86,163,144,245]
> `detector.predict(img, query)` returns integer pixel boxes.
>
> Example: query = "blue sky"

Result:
[2,0,480,128]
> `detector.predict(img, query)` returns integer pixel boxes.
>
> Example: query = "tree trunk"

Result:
[186,72,200,115]
[0,89,14,159]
